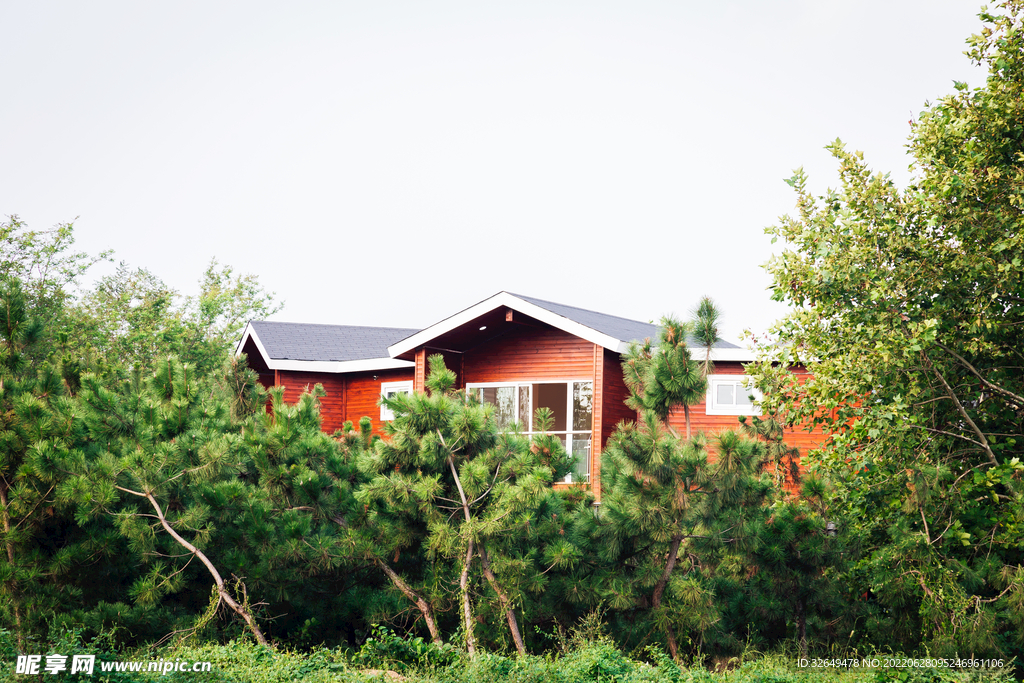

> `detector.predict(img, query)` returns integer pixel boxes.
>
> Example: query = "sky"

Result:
[1,1,989,343]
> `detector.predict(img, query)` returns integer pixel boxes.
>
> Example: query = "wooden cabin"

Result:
[236,292,822,499]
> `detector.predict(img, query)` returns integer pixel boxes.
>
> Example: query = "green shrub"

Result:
[354,625,460,673]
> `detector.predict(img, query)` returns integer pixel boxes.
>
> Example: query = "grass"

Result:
[2,629,1017,682]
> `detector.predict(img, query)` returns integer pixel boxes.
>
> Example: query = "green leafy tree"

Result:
[0,216,111,335]
[185,258,282,354]
[72,260,281,380]
[749,0,1024,656]
[739,412,802,489]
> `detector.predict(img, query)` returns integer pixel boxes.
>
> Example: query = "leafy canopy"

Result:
[749,0,1024,657]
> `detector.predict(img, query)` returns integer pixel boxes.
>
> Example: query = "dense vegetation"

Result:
[1,2,1022,680]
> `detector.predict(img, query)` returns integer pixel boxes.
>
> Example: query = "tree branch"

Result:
[908,425,987,449]
[936,341,1024,408]
[137,489,268,645]
[925,357,998,466]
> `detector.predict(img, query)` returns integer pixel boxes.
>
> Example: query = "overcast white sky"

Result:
[2,1,988,342]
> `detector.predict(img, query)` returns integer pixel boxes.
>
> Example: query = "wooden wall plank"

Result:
[414,349,427,393]
[462,326,594,382]
[591,344,604,499]
[275,368,414,436]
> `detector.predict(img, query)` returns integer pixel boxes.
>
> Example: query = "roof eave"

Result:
[690,348,757,363]
[262,357,415,373]
[236,322,415,373]
[235,321,272,362]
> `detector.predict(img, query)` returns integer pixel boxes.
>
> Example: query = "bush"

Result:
[354,625,460,673]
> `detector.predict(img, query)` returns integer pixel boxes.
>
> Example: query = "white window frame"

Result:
[705,375,762,416]
[465,379,593,483]
[380,380,413,421]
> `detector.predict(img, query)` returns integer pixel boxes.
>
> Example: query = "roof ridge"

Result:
[507,293,656,326]
[251,320,420,332]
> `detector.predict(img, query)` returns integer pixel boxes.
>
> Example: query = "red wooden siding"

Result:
[590,344,605,499]
[660,361,826,492]
[462,326,594,383]
[414,349,427,394]
[273,368,414,436]
[601,347,636,448]
[665,361,750,436]
[275,370,348,434]
[342,369,414,435]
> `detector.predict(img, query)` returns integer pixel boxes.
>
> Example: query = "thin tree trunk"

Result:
[446,451,482,656]
[118,486,269,646]
[477,540,526,655]
[798,597,807,659]
[376,558,443,645]
[652,535,683,660]
[0,485,24,651]
[683,405,691,440]
[460,538,476,657]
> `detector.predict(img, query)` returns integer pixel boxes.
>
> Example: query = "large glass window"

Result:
[468,380,593,483]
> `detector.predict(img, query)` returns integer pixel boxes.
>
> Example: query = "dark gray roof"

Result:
[510,293,740,349]
[249,321,419,362]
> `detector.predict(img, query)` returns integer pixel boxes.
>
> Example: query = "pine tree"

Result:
[739,478,847,658]
[0,278,85,648]
[231,382,375,646]
[590,299,770,659]
[67,357,270,645]
[591,416,768,659]
[622,297,721,438]
[360,355,572,655]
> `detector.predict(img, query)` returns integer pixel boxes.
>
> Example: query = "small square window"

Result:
[706,375,762,416]
[380,381,413,421]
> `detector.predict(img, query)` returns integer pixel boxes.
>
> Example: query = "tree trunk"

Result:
[477,540,526,655]
[798,597,807,659]
[447,452,481,657]
[0,485,24,651]
[683,405,691,440]
[376,558,443,645]
[652,536,683,660]
[460,538,476,657]
[130,488,269,646]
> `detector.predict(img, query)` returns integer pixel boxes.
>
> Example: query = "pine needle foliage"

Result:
[623,298,722,438]
[0,278,87,648]
[589,299,772,660]
[359,354,573,656]
[66,356,271,645]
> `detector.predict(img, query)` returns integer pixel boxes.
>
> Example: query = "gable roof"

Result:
[510,293,660,346]
[236,321,417,373]
[237,293,755,372]
[386,291,753,361]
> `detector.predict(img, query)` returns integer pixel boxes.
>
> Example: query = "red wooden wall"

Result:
[250,327,824,500]
[265,368,414,436]
[458,326,595,385]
